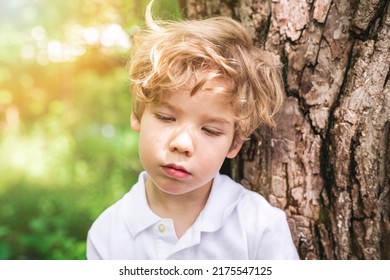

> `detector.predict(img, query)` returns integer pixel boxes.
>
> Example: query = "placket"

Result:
[153,219,178,259]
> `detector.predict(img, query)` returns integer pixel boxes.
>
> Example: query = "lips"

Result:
[161,164,191,179]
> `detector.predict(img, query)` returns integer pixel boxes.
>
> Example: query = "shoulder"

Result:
[238,187,285,219]
[87,176,145,259]
[86,194,127,259]
[215,175,298,259]
[215,174,282,218]
[232,184,289,241]
[87,189,133,243]
[212,174,288,235]
[88,172,149,234]
[88,198,123,234]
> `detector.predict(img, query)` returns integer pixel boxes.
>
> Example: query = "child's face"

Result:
[131,77,243,196]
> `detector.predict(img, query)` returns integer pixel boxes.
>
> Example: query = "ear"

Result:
[130,112,140,132]
[226,139,244,159]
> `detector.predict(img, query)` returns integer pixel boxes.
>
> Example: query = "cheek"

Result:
[198,143,231,165]
[138,124,168,152]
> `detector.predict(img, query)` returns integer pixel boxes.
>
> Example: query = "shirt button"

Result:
[158,224,165,233]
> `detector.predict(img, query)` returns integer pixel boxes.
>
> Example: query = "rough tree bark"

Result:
[183,0,390,259]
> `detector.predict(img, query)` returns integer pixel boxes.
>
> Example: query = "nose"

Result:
[169,128,194,157]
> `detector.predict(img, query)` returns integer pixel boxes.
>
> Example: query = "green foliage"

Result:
[0,184,90,259]
[0,0,180,259]
[0,60,142,259]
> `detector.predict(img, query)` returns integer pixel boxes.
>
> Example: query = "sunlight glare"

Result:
[31,26,46,42]
[83,27,100,45]
[100,24,130,49]
[47,40,65,62]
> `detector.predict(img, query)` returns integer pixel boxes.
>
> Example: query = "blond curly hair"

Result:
[128,1,284,140]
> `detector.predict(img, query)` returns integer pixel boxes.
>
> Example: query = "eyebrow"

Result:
[204,116,232,126]
[159,101,183,114]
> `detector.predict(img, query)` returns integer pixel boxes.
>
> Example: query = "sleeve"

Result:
[86,230,103,260]
[86,207,113,260]
[255,209,300,260]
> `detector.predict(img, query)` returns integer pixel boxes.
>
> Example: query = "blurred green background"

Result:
[0,0,181,259]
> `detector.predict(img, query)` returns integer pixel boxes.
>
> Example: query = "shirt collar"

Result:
[120,172,161,237]
[172,173,243,253]
[198,172,243,232]
[120,171,243,238]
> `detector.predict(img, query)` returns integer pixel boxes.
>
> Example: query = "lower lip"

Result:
[162,166,191,179]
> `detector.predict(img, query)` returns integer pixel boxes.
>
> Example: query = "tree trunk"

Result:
[184,0,390,260]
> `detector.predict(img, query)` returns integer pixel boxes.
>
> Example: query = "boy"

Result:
[87,1,299,260]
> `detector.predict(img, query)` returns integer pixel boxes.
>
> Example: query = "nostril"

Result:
[169,135,194,156]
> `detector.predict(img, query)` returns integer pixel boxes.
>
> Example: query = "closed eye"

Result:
[202,127,223,136]
[154,113,175,122]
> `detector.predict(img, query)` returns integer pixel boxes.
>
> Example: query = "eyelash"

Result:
[154,113,223,136]
[155,113,175,122]
[202,127,223,136]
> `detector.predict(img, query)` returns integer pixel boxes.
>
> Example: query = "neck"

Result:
[145,178,212,238]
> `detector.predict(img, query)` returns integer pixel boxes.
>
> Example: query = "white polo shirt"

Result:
[87,172,299,260]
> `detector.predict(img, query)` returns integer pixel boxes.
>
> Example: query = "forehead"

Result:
[161,90,232,111]
[164,75,234,105]
[159,80,237,122]
[146,70,238,119]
